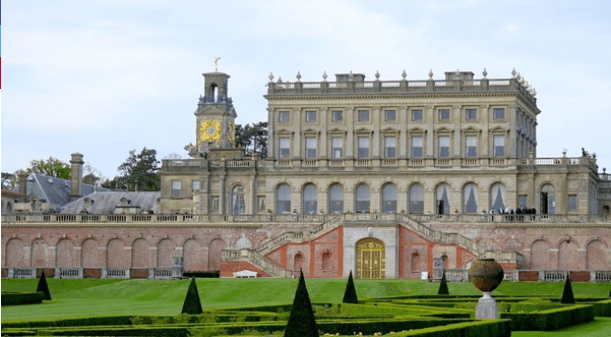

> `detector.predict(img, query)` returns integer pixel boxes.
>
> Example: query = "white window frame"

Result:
[411,135,423,158]
[305,110,317,123]
[438,135,450,158]
[466,108,477,121]
[172,181,182,198]
[332,110,343,122]
[384,136,396,158]
[438,109,450,121]
[385,109,396,122]
[331,137,343,159]
[305,137,317,159]
[493,108,505,120]
[279,111,290,123]
[358,110,370,122]
[493,135,505,157]
[412,109,423,121]
[465,135,477,158]
[357,136,370,159]
[279,137,291,159]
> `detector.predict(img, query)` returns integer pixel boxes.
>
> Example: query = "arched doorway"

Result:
[356,238,385,279]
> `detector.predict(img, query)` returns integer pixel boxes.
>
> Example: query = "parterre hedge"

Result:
[1,292,45,306]
[500,304,594,331]
[387,319,511,337]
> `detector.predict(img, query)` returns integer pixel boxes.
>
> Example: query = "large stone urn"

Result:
[469,258,504,319]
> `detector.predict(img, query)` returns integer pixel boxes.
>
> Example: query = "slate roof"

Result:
[17,173,109,209]
[58,191,161,214]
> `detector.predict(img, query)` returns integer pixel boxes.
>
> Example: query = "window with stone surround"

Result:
[382,183,397,213]
[305,137,317,159]
[332,110,343,122]
[303,183,317,214]
[356,184,370,213]
[358,136,370,158]
[276,184,291,214]
[493,108,505,120]
[192,180,201,192]
[409,183,424,214]
[331,137,343,158]
[466,108,477,121]
[412,109,423,121]
[493,135,505,157]
[305,110,316,123]
[172,181,182,198]
[438,136,450,158]
[231,185,246,215]
[358,110,370,122]
[411,135,423,158]
[279,137,290,159]
[384,136,396,158]
[465,135,477,158]
[279,111,290,123]
[329,183,343,214]
[385,109,396,122]
[568,195,577,211]
[210,196,219,211]
[438,109,450,121]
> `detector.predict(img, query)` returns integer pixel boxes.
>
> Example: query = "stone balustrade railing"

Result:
[222,249,292,277]
[57,267,83,279]
[408,214,609,224]
[151,268,183,279]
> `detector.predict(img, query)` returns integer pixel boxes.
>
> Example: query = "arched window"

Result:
[211,84,218,102]
[356,184,370,213]
[322,252,331,271]
[302,184,317,214]
[540,184,555,214]
[329,184,344,214]
[463,183,478,214]
[490,183,506,213]
[411,252,421,273]
[231,185,246,215]
[381,184,397,213]
[293,253,304,277]
[435,183,451,214]
[409,184,424,214]
[276,184,291,214]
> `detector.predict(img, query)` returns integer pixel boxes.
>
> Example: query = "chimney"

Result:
[70,153,84,201]
[18,172,28,202]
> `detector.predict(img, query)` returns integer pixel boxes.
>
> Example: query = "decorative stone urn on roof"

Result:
[469,258,504,319]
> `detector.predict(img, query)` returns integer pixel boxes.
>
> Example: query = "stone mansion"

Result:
[2,68,610,281]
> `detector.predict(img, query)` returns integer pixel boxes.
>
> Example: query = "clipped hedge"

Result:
[1,292,45,306]
[501,304,594,331]
[387,319,511,337]
[591,298,611,317]
[1,315,133,329]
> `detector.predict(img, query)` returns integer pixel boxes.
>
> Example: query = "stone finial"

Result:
[429,69,434,78]
[402,69,407,79]
[269,72,274,81]
[349,70,354,81]
[322,71,328,80]
[277,76,283,83]
[519,77,525,85]
[511,68,517,77]
[532,88,537,97]
[516,72,522,81]
[296,71,301,81]
[524,81,530,90]
[483,68,488,78]
[375,70,380,79]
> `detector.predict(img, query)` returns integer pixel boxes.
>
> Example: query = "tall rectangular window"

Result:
[331,137,343,158]
[358,137,369,158]
[210,196,219,211]
[568,195,577,211]
[438,136,450,158]
[465,136,477,158]
[466,109,477,120]
[358,110,369,122]
[279,137,290,158]
[172,181,182,198]
[192,180,201,192]
[305,137,317,159]
[279,111,290,123]
[384,136,396,158]
[385,109,396,121]
[257,196,266,212]
[305,110,316,122]
[493,135,505,157]
[438,109,450,121]
[332,110,343,122]
[518,195,527,209]
[412,109,423,121]
[411,136,423,158]
[493,108,505,120]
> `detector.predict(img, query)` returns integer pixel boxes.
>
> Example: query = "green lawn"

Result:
[512,317,611,337]
[1,278,610,322]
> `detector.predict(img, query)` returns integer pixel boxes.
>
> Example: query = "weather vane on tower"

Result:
[214,56,221,72]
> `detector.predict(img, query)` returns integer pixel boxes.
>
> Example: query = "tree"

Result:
[235,122,268,158]
[1,172,15,189]
[342,270,359,304]
[284,269,317,337]
[36,271,52,300]
[561,273,575,304]
[437,271,449,295]
[181,277,203,314]
[102,147,160,191]
[29,157,71,179]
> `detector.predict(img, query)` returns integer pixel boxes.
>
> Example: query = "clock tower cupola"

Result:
[191,70,241,159]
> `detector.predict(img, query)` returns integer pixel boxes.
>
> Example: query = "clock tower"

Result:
[191,71,241,159]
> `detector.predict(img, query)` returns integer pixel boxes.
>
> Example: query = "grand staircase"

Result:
[222,214,482,277]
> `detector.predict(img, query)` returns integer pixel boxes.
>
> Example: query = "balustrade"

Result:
[57,267,82,278]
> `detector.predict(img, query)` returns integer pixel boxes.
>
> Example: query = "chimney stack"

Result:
[70,153,84,201]
[18,172,28,202]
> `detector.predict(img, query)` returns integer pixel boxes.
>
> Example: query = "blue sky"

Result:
[1,0,610,179]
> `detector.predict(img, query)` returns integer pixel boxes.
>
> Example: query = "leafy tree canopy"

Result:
[102,147,160,191]
[29,157,71,179]
[235,122,267,158]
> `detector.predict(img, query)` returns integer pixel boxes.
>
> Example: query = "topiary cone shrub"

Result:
[342,270,358,304]
[561,272,575,304]
[181,277,203,314]
[36,271,52,300]
[437,270,449,295]
[284,269,317,337]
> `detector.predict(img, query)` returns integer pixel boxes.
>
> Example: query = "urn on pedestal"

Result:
[469,258,504,319]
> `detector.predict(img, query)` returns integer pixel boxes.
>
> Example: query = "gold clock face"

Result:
[200,120,221,142]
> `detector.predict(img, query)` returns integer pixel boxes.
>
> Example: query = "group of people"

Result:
[488,207,537,215]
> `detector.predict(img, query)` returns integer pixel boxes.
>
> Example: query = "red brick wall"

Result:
[570,271,590,282]
[37,268,55,278]
[130,269,149,279]
[519,270,539,282]
[220,261,270,278]
[83,268,102,278]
